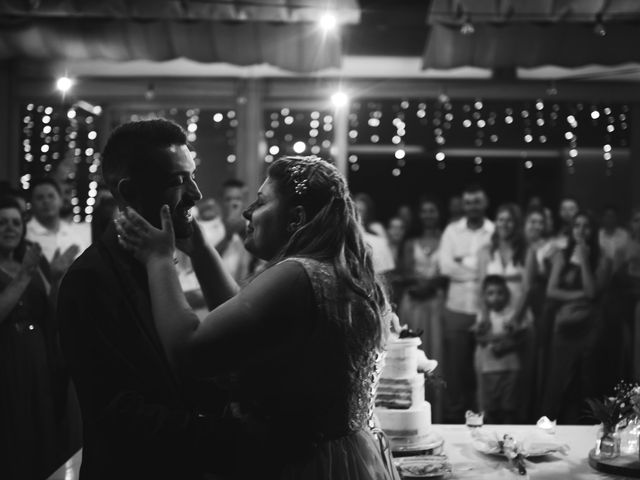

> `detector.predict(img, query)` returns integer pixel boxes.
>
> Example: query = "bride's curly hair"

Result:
[267,156,389,350]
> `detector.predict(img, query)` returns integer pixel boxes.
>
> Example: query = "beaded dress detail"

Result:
[286,257,384,432]
[275,257,399,480]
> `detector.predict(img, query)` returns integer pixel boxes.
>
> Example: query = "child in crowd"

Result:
[474,275,524,424]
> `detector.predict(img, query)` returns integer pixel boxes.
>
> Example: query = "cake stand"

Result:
[391,431,445,457]
[588,449,640,477]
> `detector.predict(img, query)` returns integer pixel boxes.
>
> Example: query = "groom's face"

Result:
[137,144,202,239]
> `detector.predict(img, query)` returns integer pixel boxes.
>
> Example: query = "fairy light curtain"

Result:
[263,107,334,164]
[20,102,100,222]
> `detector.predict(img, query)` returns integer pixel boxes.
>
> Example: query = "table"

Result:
[427,424,625,479]
[47,424,630,480]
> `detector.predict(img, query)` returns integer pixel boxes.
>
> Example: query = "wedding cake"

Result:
[375,336,433,451]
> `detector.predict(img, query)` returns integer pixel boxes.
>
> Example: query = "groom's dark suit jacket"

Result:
[58,225,227,480]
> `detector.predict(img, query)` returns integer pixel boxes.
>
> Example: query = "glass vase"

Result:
[595,425,621,459]
[619,416,640,455]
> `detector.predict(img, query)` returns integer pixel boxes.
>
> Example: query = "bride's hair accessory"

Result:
[287,156,323,196]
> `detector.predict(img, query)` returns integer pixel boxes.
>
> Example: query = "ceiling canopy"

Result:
[1,0,640,77]
[0,0,360,72]
[423,0,640,71]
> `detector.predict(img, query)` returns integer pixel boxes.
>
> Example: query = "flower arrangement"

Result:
[586,381,640,458]
[586,381,640,432]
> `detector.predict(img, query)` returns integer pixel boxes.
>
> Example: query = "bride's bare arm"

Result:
[146,256,311,376]
[117,206,312,375]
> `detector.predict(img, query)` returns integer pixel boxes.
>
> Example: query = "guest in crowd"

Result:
[524,206,548,249]
[439,184,494,423]
[522,207,555,413]
[478,203,528,319]
[398,196,445,421]
[354,192,387,237]
[553,197,580,249]
[217,179,252,281]
[0,182,28,218]
[395,203,414,235]
[196,197,226,249]
[116,155,401,479]
[26,178,90,278]
[0,196,59,479]
[541,211,611,423]
[176,197,227,319]
[447,194,464,224]
[526,196,544,212]
[599,205,629,270]
[386,216,407,268]
[477,203,532,421]
[474,275,522,424]
[221,178,247,239]
[355,192,395,274]
[607,206,640,381]
[385,215,408,306]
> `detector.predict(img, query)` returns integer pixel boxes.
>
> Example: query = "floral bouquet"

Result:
[585,381,640,432]
[586,380,640,457]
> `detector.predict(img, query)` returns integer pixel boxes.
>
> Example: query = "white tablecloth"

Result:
[427,424,626,479]
[47,424,631,480]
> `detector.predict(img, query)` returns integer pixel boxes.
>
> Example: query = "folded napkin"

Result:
[470,428,570,457]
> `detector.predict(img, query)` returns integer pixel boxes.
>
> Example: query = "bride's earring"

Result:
[287,223,299,233]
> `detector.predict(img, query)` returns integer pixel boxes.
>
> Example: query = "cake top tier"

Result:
[381,336,422,379]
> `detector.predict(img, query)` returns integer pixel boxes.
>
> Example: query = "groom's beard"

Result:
[173,216,195,239]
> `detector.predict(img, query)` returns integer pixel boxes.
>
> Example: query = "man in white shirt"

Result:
[26,178,91,279]
[438,185,494,423]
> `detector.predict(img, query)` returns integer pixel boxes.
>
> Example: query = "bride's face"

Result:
[243,177,290,260]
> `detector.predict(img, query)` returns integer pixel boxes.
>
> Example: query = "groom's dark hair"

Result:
[101,119,187,193]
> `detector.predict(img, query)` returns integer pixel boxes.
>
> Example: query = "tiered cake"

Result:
[375,336,432,451]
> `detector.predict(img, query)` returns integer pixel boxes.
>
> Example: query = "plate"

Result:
[470,428,570,458]
[395,455,452,479]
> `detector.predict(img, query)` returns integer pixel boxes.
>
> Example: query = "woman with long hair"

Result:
[476,203,533,421]
[478,203,528,319]
[116,156,400,479]
[397,196,445,420]
[540,211,611,423]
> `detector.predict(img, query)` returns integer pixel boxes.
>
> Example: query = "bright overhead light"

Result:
[56,76,73,93]
[331,91,349,108]
[319,12,337,31]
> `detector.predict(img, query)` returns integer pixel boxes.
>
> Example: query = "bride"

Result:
[116,156,400,479]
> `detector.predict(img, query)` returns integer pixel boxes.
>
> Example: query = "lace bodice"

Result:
[284,257,385,433]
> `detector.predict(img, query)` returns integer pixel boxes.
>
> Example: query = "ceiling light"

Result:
[319,12,337,32]
[56,76,73,93]
[331,91,349,108]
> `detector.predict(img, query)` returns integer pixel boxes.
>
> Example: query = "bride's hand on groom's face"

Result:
[114,205,176,264]
[175,219,205,257]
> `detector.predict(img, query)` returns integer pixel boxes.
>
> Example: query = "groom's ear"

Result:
[116,178,136,204]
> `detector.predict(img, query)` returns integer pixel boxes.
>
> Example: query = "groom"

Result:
[58,119,228,480]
